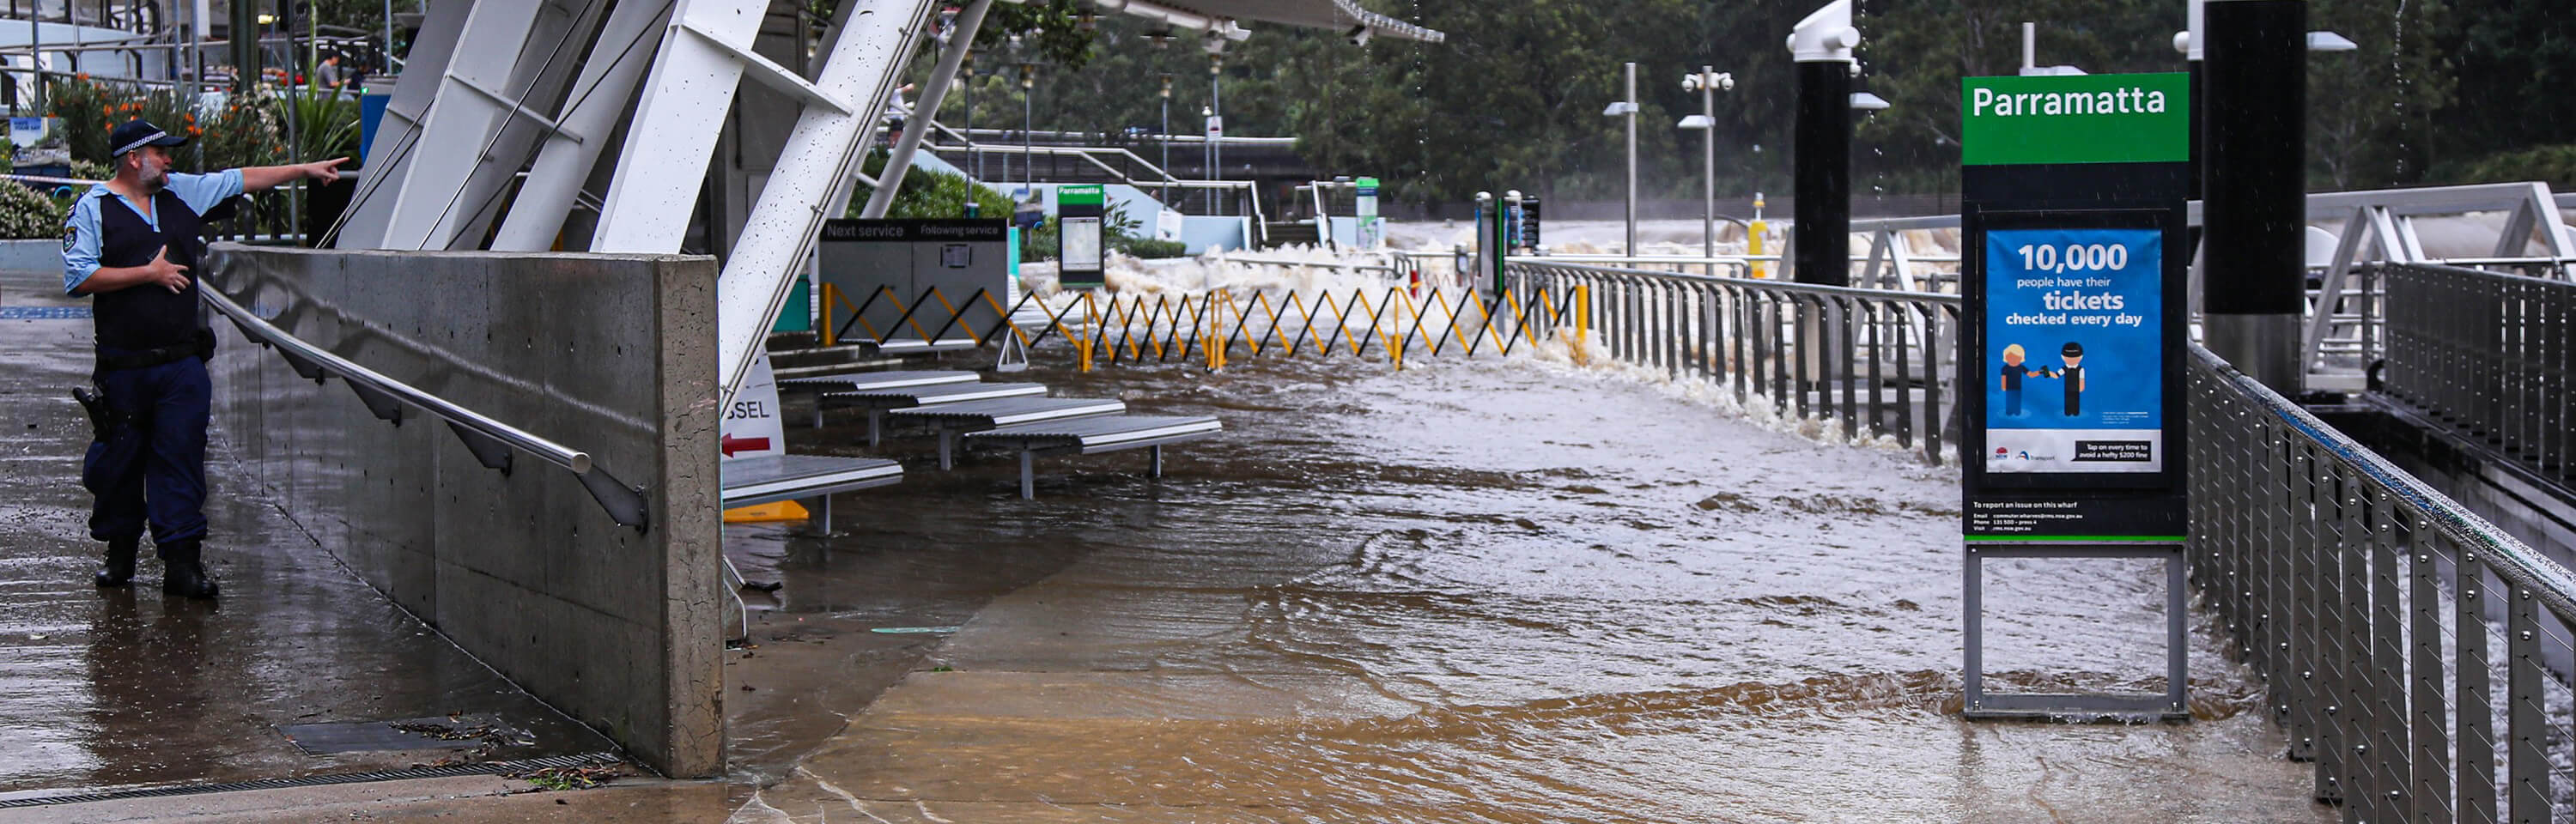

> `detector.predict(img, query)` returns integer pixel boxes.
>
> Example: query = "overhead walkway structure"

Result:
[334,0,1444,422]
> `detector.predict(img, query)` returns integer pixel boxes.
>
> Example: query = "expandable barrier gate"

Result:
[815,279,1590,373]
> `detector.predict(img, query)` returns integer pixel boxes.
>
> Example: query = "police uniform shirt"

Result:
[62,169,246,296]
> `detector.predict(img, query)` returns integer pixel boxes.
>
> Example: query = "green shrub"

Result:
[0,179,70,239]
[848,150,1013,220]
[1118,238,1188,258]
[2435,144,2576,190]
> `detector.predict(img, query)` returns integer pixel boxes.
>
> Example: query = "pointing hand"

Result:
[305,157,351,184]
[150,246,191,294]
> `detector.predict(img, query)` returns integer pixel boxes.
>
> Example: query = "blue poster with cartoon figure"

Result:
[1983,227,2163,474]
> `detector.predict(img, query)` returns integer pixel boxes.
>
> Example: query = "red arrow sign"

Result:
[721,435,771,457]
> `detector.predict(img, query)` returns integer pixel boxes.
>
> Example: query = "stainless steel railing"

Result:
[2188,342,2576,821]
[2380,263,2575,486]
[1506,259,1963,465]
[198,285,652,530]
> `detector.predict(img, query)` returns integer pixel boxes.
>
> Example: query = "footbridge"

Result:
[1486,178,2576,818]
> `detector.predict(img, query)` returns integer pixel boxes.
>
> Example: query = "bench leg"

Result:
[867,411,882,448]
[794,494,834,536]
[1019,450,1035,500]
[1150,445,1163,478]
[938,427,955,470]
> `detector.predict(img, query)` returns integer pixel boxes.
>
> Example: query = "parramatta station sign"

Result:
[1959,73,2190,167]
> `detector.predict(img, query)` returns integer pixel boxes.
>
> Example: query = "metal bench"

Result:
[716,453,902,642]
[885,396,1127,469]
[964,415,1224,499]
[819,382,1048,446]
[869,338,982,356]
[719,453,904,523]
[778,371,981,427]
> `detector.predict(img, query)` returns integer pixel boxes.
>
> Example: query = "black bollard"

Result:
[2201,0,2306,392]
[1789,0,1858,287]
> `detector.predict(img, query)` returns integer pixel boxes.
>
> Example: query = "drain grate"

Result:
[0,752,623,809]
[276,714,535,755]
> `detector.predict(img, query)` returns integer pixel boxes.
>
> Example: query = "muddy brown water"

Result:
[720,353,2330,823]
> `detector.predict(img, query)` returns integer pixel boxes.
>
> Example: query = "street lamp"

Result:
[1601,62,1639,257]
[1679,66,1734,276]
[963,51,977,179]
[1159,74,1173,205]
[1206,42,1225,215]
[1019,60,1036,199]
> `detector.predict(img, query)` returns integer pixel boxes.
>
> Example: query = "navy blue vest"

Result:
[90,188,207,352]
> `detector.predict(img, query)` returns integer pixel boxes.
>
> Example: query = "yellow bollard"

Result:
[1748,192,1771,279]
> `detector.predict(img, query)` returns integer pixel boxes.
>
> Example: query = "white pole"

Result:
[2021,21,2036,74]
[197,0,213,89]
[862,0,993,218]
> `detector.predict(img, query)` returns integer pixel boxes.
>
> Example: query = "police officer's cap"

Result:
[2061,342,2084,357]
[107,119,188,158]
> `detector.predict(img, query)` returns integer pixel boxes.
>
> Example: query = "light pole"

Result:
[1679,66,1734,276]
[963,51,976,180]
[1601,63,1640,258]
[1159,73,1172,205]
[1019,61,1036,199]
[1206,48,1224,216]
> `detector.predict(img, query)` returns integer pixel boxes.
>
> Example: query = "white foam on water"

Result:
[1510,327,1926,457]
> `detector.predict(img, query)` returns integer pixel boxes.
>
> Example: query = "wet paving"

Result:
[0,269,612,803]
[3,258,2330,820]
[718,349,2335,822]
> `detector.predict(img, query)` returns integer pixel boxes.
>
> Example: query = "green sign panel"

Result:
[1057,184,1105,207]
[1960,72,2189,167]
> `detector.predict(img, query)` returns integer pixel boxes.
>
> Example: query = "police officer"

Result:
[63,118,345,598]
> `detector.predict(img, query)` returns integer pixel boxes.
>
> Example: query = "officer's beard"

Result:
[142,167,168,193]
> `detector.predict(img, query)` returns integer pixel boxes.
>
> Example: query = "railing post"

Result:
[2506,580,2548,821]
[2404,511,2455,824]
[2458,544,2498,824]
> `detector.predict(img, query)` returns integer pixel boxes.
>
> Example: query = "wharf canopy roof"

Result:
[1108,0,1448,43]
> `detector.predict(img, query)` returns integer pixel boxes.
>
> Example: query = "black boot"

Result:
[161,539,219,600]
[94,537,139,587]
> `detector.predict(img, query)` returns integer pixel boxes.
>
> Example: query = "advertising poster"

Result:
[1981,227,2163,475]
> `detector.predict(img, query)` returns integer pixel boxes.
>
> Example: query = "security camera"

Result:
[1346,24,1372,45]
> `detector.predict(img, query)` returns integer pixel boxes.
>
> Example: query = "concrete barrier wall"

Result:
[202,245,722,778]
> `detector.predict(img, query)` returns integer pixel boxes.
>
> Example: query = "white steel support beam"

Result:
[590,0,770,252]
[335,0,471,248]
[419,0,606,251]
[343,0,551,248]
[714,0,939,406]
[860,0,992,219]
[493,0,677,251]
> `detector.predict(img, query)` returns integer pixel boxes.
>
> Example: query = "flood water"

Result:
[721,349,2331,822]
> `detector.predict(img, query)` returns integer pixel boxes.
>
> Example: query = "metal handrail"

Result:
[2186,341,2576,820]
[198,284,653,530]
[2379,262,2574,482]
[1508,259,1963,465]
